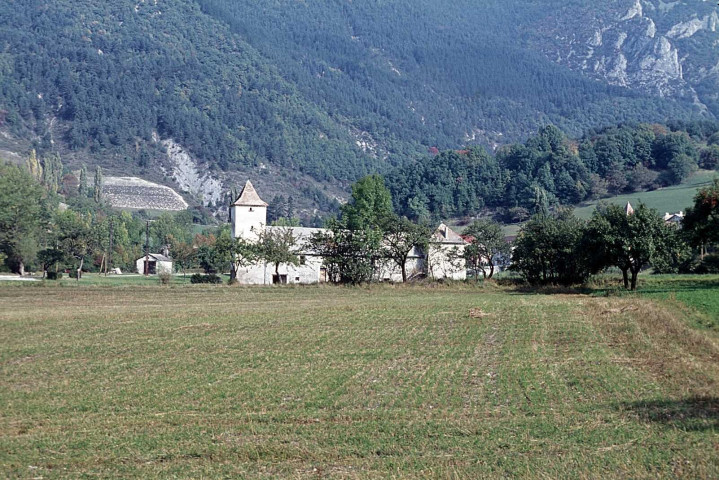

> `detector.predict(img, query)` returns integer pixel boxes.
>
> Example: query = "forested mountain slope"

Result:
[0,0,387,187]
[198,0,711,148]
[0,0,716,215]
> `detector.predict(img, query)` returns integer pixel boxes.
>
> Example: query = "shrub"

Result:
[510,211,591,286]
[190,273,223,284]
[158,272,172,285]
[69,269,82,279]
[46,271,62,280]
[692,254,719,274]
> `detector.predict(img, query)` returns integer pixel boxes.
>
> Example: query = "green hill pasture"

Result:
[573,170,717,220]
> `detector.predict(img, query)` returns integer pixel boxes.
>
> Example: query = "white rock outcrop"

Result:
[536,0,718,105]
[667,12,719,40]
[621,0,643,21]
[163,139,223,207]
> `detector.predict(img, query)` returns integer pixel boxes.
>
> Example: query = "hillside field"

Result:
[573,170,718,220]
[1,279,718,478]
[497,170,718,237]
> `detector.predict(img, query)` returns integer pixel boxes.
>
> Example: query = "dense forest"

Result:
[0,0,386,183]
[0,0,713,201]
[387,120,719,222]
[197,0,707,148]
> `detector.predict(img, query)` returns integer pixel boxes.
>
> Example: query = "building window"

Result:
[295,277,300,282]
[300,255,306,265]
[249,207,254,212]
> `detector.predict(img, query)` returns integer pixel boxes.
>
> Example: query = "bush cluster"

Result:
[681,254,719,274]
[190,273,223,284]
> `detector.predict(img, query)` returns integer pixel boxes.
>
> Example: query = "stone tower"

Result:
[230,180,268,241]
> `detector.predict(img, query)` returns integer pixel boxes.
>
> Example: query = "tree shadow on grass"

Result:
[636,278,719,296]
[494,275,719,298]
[621,396,719,432]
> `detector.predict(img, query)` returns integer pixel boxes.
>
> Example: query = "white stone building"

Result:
[663,211,684,225]
[135,253,173,275]
[230,180,467,284]
[427,224,469,281]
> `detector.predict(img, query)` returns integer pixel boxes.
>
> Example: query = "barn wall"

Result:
[235,256,323,285]
[135,258,173,275]
[428,244,466,280]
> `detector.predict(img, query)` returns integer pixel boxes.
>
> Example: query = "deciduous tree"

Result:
[310,220,383,285]
[340,174,393,230]
[55,210,93,281]
[381,216,431,282]
[213,230,258,281]
[683,179,719,258]
[78,164,88,197]
[0,163,45,275]
[585,203,675,290]
[93,166,103,203]
[463,219,511,279]
[257,227,299,282]
[511,210,589,286]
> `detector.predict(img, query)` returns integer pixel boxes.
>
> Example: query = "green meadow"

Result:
[497,170,718,237]
[573,170,717,220]
[1,278,718,478]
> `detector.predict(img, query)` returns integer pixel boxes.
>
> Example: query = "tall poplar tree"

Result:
[78,164,88,197]
[93,165,103,203]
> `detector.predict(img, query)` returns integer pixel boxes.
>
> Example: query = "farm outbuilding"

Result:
[135,254,173,275]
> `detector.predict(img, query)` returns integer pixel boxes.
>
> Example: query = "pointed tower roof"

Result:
[625,202,634,216]
[232,180,268,207]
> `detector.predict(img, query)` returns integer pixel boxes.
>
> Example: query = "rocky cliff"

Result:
[532,0,719,112]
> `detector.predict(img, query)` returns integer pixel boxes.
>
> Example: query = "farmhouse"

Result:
[663,211,685,225]
[230,180,467,284]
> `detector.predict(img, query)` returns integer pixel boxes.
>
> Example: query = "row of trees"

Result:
[511,180,719,289]
[205,175,513,285]
[1,162,442,284]
[309,175,433,284]
[511,205,674,290]
[181,175,440,284]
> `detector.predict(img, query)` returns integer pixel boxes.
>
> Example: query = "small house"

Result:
[663,211,684,226]
[135,253,173,275]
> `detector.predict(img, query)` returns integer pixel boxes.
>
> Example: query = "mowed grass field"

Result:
[1,280,718,478]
